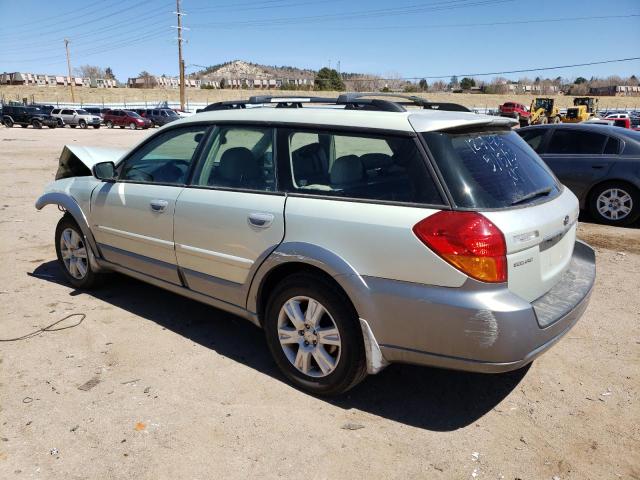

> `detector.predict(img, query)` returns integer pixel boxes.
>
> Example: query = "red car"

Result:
[103,109,152,130]
[498,102,531,126]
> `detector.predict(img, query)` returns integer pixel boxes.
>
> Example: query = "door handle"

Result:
[248,212,274,228]
[150,199,169,212]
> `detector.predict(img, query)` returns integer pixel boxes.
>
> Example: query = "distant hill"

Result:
[194,60,315,80]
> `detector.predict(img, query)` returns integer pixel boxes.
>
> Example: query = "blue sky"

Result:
[1,0,639,82]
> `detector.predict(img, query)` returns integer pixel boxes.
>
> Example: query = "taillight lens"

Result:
[413,211,507,283]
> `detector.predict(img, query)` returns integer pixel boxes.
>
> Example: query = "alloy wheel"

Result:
[277,296,341,378]
[597,188,633,221]
[59,228,88,280]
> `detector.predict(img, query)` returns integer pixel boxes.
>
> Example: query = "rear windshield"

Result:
[422,129,560,209]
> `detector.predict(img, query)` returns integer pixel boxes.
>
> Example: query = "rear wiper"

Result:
[510,187,552,206]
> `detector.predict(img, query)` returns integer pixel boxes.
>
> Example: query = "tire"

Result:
[54,215,103,289]
[93,125,100,129]
[3,118,13,128]
[588,182,640,226]
[129,122,136,130]
[553,116,561,124]
[79,120,87,129]
[263,273,367,396]
[539,116,548,125]
[106,120,113,128]
[31,119,42,129]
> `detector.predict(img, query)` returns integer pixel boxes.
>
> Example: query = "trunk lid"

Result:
[483,187,579,302]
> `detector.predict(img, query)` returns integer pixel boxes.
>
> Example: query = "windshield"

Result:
[422,129,560,209]
[76,109,90,115]
[165,109,178,117]
[125,111,142,118]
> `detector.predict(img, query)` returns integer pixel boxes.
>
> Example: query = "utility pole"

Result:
[64,38,76,103]
[176,0,185,111]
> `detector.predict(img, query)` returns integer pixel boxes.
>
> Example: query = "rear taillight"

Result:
[413,211,507,283]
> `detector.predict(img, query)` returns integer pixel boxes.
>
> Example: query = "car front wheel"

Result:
[589,182,639,226]
[129,122,137,130]
[79,120,87,129]
[55,215,103,289]
[264,273,367,396]
[3,118,13,127]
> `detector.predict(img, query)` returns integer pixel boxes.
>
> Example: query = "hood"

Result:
[55,145,128,180]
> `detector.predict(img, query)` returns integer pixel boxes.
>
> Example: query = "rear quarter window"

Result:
[422,129,560,209]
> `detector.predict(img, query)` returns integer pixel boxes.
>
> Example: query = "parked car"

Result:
[36,95,595,395]
[605,113,630,119]
[144,108,180,127]
[102,109,152,129]
[51,108,102,129]
[2,105,59,128]
[83,107,103,118]
[518,123,640,225]
[498,101,531,126]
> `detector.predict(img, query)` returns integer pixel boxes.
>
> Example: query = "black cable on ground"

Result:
[0,313,86,342]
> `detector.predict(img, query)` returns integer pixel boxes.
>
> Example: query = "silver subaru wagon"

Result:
[36,95,596,395]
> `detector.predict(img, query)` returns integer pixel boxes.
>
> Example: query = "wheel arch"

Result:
[35,192,102,268]
[247,242,387,374]
[584,178,640,210]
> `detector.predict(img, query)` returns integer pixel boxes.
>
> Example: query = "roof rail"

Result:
[196,92,471,114]
[336,92,471,112]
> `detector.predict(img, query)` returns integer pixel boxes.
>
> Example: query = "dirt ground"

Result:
[2,85,640,111]
[0,127,639,480]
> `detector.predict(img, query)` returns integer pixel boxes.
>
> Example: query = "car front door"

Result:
[173,124,285,306]
[90,125,209,283]
[61,109,75,125]
[539,128,613,200]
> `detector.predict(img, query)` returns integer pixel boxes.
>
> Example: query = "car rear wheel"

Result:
[589,182,639,226]
[31,119,42,129]
[55,215,104,289]
[79,120,87,129]
[106,120,113,128]
[264,273,367,396]
[129,122,136,130]
[3,118,13,128]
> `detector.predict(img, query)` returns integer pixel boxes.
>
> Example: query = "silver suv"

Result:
[51,108,102,129]
[36,95,596,395]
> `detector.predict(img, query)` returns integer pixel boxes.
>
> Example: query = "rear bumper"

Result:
[355,240,596,373]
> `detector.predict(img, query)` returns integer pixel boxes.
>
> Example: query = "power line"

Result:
[334,57,640,82]
[191,0,514,28]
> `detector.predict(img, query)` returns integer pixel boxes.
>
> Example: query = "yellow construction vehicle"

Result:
[529,98,561,124]
[561,97,598,123]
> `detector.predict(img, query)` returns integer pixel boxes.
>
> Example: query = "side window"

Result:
[603,137,621,155]
[61,109,73,115]
[286,130,443,205]
[518,129,547,153]
[547,130,607,154]
[191,126,275,191]
[119,126,208,184]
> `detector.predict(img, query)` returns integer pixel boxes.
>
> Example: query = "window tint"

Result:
[518,129,547,153]
[286,130,443,205]
[191,126,275,191]
[547,129,607,154]
[120,126,207,184]
[61,109,73,115]
[603,137,621,154]
[422,129,560,209]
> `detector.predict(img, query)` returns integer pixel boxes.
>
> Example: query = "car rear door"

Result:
[173,124,285,307]
[90,125,209,283]
[539,128,613,200]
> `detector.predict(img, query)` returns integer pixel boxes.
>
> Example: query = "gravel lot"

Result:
[1,127,639,479]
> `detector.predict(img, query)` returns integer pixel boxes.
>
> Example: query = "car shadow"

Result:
[29,260,528,432]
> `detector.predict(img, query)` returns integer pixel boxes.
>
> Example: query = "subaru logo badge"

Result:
[563,215,569,226]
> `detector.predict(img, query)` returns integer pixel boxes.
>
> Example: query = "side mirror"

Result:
[92,161,117,182]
